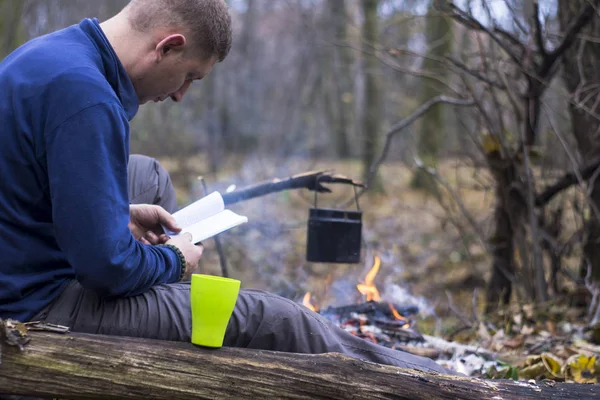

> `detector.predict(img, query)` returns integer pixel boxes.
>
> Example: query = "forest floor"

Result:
[161,154,599,384]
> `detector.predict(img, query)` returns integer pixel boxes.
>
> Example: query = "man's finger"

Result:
[155,206,181,233]
[158,234,170,244]
[183,232,193,242]
[145,231,160,245]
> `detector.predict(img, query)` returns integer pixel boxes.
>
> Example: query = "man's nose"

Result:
[171,80,192,102]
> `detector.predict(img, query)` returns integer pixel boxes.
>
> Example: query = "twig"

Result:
[445,2,522,65]
[539,0,599,78]
[199,177,229,278]
[517,108,547,301]
[445,56,507,90]
[356,96,474,200]
[536,110,600,214]
[472,288,480,324]
[533,1,547,57]
[585,262,600,327]
[413,159,489,252]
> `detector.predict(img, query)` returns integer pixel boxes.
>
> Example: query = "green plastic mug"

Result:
[190,274,240,348]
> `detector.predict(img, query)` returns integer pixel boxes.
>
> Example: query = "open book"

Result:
[163,192,248,244]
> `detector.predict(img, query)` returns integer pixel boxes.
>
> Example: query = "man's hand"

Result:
[167,233,204,280]
[129,204,181,245]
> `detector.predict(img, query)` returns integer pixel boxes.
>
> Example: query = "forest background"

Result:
[3,1,600,376]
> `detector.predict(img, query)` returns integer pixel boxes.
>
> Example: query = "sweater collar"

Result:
[79,18,139,121]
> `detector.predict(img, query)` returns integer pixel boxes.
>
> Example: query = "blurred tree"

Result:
[327,0,354,159]
[0,0,26,57]
[410,0,453,195]
[559,0,600,281]
[361,0,382,186]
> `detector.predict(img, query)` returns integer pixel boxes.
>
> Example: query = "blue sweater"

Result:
[0,19,181,322]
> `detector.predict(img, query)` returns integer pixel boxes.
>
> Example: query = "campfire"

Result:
[303,256,426,349]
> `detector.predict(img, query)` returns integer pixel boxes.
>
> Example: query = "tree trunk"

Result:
[329,0,353,159]
[203,70,220,179]
[559,0,600,281]
[486,156,519,311]
[360,0,381,186]
[410,0,453,195]
[0,0,26,57]
[1,331,598,400]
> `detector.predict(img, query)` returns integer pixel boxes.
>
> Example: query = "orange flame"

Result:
[357,256,381,302]
[388,302,410,328]
[302,292,317,312]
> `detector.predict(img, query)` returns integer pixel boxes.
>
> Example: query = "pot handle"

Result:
[314,174,360,211]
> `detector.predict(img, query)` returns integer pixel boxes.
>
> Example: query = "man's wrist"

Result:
[158,244,186,281]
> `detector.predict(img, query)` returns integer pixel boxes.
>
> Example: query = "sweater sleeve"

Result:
[45,102,182,297]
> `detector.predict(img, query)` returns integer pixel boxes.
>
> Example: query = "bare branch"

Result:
[517,102,547,301]
[335,42,463,96]
[445,56,507,90]
[533,1,547,56]
[539,0,599,77]
[362,96,474,191]
[498,65,524,123]
[536,159,600,206]
[413,158,489,252]
[446,2,523,65]
[492,26,527,51]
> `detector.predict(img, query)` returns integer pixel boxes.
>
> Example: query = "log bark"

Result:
[1,332,598,400]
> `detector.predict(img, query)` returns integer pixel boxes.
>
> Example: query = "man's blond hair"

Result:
[126,0,232,62]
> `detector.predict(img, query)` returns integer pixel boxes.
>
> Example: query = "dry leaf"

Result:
[520,362,546,380]
[525,354,542,367]
[541,353,564,379]
[503,335,524,349]
[562,354,598,383]
[521,325,534,335]
[523,304,534,319]
[481,133,501,154]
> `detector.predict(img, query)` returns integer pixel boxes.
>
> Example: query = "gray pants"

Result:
[36,154,448,374]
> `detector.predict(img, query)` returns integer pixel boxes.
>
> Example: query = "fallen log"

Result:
[0,331,598,400]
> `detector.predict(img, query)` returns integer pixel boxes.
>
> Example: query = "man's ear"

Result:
[155,34,187,61]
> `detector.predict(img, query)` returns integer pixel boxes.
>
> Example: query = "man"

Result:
[0,0,448,374]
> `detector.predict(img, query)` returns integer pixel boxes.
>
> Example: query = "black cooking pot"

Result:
[306,181,362,263]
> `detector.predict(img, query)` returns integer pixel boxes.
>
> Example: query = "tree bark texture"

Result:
[327,0,353,159]
[0,0,26,57]
[485,156,522,311]
[360,0,381,186]
[410,0,454,194]
[1,331,599,400]
[559,0,600,281]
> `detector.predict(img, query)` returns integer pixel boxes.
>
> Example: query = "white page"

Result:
[163,192,224,236]
[183,210,248,244]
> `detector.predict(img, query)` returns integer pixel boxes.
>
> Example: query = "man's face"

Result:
[132,34,218,104]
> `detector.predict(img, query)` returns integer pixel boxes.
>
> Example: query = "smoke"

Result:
[382,279,436,317]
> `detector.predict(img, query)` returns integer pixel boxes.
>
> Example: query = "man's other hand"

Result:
[129,204,181,245]
[167,233,203,280]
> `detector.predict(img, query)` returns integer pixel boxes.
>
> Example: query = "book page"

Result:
[183,210,248,244]
[163,191,224,236]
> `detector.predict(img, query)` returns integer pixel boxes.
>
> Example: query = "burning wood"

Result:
[302,256,428,350]
[299,255,511,376]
